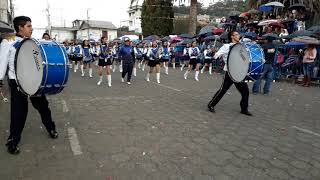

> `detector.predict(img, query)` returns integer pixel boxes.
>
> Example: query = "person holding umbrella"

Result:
[302,44,317,87]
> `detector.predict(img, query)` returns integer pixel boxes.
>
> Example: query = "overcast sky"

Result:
[13,0,214,28]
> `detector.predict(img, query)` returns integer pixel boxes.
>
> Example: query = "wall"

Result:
[77,29,117,41]
[51,30,74,42]
[0,0,9,23]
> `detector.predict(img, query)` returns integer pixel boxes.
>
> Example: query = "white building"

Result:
[121,0,142,34]
[0,0,12,24]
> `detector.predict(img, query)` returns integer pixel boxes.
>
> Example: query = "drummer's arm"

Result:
[213,45,227,59]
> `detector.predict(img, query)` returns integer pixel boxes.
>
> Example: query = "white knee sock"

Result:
[89,68,93,77]
[156,73,160,84]
[195,71,199,81]
[107,75,112,87]
[209,66,212,75]
[165,66,169,74]
[173,63,176,69]
[97,76,103,85]
[184,71,189,79]
[146,73,150,81]
[201,66,205,73]
[81,65,84,76]
[133,67,137,76]
[142,64,145,71]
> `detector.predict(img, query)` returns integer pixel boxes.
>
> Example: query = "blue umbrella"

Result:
[259,5,273,12]
[244,32,257,39]
[283,30,316,39]
[262,33,280,40]
[204,35,220,41]
[144,35,160,41]
[284,41,306,48]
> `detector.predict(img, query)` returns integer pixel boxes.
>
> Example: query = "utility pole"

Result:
[45,0,52,36]
[87,8,90,39]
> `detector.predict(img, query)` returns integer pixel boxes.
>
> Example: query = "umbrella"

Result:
[0,21,14,33]
[179,33,194,39]
[284,41,306,48]
[258,19,279,26]
[179,38,193,45]
[269,22,285,28]
[259,5,273,12]
[281,19,295,24]
[284,30,316,39]
[262,33,280,40]
[220,32,229,40]
[307,26,320,33]
[248,9,260,15]
[245,21,259,27]
[213,28,224,35]
[144,35,160,41]
[244,32,257,39]
[292,36,320,45]
[239,12,250,18]
[170,37,182,43]
[264,1,284,8]
[289,4,306,11]
[204,35,220,41]
[199,25,216,35]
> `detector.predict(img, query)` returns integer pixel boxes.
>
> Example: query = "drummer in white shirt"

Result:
[0,16,58,155]
[207,30,252,116]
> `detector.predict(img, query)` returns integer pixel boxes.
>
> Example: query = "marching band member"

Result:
[97,36,112,87]
[146,40,161,84]
[134,43,143,75]
[201,45,215,75]
[184,41,201,81]
[119,37,135,85]
[81,40,94,77]
[170,43,176,69]
[141,43,150,71]
[71,39,83,73]
[112,42,122,73]
[181,43,190,71]
[160,41,170,75]
[1,16,58,155]
[207,30,252,116]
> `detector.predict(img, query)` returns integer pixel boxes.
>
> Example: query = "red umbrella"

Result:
[213,28,224,35]
[170,37,182,43]
[239,12,250,17]
[269,22,284,28]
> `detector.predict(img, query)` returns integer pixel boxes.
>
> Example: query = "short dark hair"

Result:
[42,32,50,39]
[82,40,90,48]
[228,30,238,43]
[100,36,107,43]
[13,16,32,33]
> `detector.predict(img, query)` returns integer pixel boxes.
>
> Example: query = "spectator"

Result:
[302,44,317,87]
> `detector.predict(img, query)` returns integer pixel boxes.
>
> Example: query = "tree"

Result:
[140,0,174,36]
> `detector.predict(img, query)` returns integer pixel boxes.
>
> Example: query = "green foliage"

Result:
[141,0,174,36]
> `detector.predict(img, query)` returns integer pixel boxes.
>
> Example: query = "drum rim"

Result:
[57,41,69,93]
[14,38,46,96]
[227,43,249,83]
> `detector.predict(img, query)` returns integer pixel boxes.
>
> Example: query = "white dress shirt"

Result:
[213,43,234,71]
[0,37,22,80]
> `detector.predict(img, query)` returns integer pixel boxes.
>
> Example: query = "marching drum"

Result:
[15,38,69,96]
[227,43,265,82]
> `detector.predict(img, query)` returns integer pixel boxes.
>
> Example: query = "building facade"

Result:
[121,0,142,34]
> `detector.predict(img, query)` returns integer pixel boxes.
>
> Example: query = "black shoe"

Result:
[5,140,20,155]
[208,106,215,113]
[49,130,58,139]
[240,110,253,116]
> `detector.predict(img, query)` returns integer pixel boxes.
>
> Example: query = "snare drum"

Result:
[227,43,265,82]
[15,38,69,96]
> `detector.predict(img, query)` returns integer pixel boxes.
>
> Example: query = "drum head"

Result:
[15,39,44,95]
[227,43,250,82]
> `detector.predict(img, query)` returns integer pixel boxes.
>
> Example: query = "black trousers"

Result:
[208,73,249,111]
[8,80,56,144]
[122,63,134,82]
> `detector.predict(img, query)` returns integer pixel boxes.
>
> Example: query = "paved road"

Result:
[1,67,320,180]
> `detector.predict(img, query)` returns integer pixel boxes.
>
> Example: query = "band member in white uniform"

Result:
[201,45,215,75]
[71,40,83,73]
[146,40,161,84]
[170,43,176,69]
[97,36,113,87]
[184,41,201,81]
[141,43,150,71]
[81,40,94,77]
[112,42,122,73]
[207,31,252,116]
[160,41,170,75]
[181,43,190,71]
